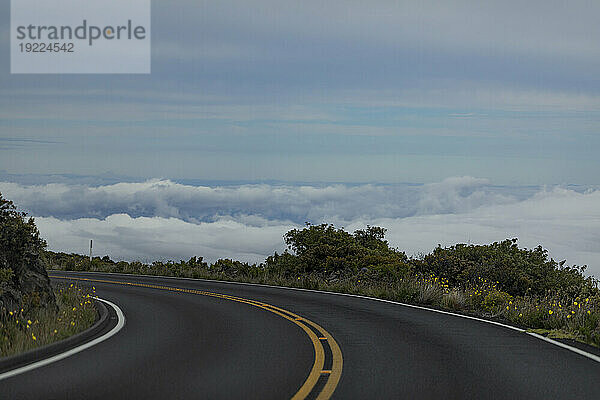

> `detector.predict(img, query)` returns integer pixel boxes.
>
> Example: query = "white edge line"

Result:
[0,297,126,381]
[53,270,600,364]
[526,332,600,363]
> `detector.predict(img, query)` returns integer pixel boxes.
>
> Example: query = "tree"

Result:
[354,226,389,251]
[278,223,409,276]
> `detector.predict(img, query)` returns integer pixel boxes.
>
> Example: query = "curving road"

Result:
[1,271,600,399]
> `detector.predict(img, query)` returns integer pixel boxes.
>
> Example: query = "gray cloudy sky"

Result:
[1,0,599,183]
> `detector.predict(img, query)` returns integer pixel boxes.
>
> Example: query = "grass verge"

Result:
[1,283,97,358]
[48,260,600,348]
[44,224,600,348]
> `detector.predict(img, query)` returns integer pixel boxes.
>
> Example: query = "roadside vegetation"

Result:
[45,223,600,348]
[0,193,97,358]
[1,283,97,357]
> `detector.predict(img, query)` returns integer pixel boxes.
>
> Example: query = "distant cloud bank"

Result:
[0,176,520,222]
[1,177,599,277]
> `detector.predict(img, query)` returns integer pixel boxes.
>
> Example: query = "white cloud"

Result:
[345,187,600,276]
[6,177,597,277]
[0,177,518,223]
[36,214,293,264]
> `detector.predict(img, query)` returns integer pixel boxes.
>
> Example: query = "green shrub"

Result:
[482,290,513,314]
[414,239,596,297]
[0,268,13,284]
[279,223,409,277]
[0,193,56,311]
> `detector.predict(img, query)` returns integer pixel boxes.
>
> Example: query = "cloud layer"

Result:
[2,177,599,277]
[0,176,519,223]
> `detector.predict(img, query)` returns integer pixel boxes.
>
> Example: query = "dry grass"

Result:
[442,289,468,311]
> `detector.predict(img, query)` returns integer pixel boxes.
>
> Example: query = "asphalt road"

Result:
[1,271,599,399]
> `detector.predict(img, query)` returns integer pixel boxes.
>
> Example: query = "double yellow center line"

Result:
[50,275,343,400]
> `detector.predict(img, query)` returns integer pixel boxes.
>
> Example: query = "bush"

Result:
[482,290,513,314]
[279,223,409,277]
[0,193,55,311]
[414,239,596,297]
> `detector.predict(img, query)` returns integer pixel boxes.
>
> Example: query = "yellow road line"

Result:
[247,301,344,400]
[50,275,343,400]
